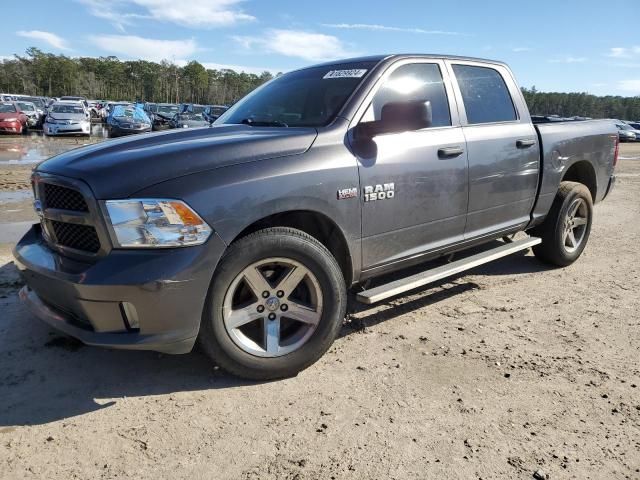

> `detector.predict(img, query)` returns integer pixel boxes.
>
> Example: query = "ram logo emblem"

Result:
[363,183,395,202]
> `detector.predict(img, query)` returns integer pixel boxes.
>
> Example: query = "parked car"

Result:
[106,104,152,137]
[615,122,638,142]
[169,110,210,129]
[43,101,91,136]
[145,102,179,130]
[101,102,131,122]
[86,100,102,120]
[60,96,89,109]
[15,101,43,128]
[0,102,28,134]
[624,121,640,130]
[203,105,228,123]
[14,54,618,380]
[179,103,206,115]
[16,96,46,117]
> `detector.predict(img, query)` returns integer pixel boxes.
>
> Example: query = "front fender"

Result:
[135,145,362,279]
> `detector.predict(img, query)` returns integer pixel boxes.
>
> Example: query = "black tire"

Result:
[199,227,347,380]
[531,181,593,267]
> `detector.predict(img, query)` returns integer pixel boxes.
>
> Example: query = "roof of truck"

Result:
[309,54,507,69]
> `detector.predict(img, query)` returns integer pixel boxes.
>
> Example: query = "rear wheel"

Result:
[199,227,347,380]
[532,181,593,266]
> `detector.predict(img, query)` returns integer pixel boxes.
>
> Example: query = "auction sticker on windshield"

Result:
[323,69,368,79]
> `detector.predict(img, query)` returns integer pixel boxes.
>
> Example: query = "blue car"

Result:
[106,105,152,138]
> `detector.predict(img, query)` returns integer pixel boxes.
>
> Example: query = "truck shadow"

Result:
[0,248,550,427]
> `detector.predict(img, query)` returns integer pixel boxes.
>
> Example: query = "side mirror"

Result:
[355,100,433,139]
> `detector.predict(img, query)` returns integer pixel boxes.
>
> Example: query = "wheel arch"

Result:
[561,160,597,201]
[230,210,355,286]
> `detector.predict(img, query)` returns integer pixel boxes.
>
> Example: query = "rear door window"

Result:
[452,64,517,124]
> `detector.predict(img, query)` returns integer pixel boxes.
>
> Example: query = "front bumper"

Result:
[0,121,22,133]
[44,122,90,136]
[13,224,227,354]
[109,125,152,137]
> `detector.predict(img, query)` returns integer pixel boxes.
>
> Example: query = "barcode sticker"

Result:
[323,69,368,79]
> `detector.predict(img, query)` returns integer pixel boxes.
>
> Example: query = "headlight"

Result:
[3,118,18,122]
[105,199,212,248]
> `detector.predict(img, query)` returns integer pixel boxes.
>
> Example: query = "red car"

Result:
[0,102,28,134]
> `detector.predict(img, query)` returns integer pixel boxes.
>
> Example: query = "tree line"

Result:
[521,87,640,121]
[0,48,275,106]
[1,49,639,119]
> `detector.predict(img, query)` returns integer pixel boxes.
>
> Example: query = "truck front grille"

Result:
[34,175,104,257]
[50,221,101,253]
[43,183,89,212]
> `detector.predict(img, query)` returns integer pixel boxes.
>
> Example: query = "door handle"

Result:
[438,146,464,158]
[516,139,536,148]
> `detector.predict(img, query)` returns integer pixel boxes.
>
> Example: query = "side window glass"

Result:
[452,64,517,124]
[362,63,451,127]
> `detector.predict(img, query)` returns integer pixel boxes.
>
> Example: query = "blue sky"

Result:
[4,0,639,96]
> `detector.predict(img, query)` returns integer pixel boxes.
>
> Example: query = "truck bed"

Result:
[531,119,617,223]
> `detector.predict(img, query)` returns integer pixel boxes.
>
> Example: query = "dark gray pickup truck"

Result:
[14,54,618,379]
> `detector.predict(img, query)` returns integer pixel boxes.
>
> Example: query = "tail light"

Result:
[613,135,619,168]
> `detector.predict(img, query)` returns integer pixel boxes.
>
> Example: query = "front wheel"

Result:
[199,227,347,380]
[532,181,593,266]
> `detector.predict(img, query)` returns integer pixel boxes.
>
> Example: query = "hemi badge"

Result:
[337,187,358,200]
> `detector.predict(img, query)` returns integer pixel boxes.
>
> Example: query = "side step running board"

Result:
[356,237,542,304]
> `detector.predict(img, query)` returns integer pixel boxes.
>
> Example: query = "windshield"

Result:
[0,104,16,113]
[217,61,377,127]
[158,105,179,115]
[51,104,85,114]
[17,102,35,111]
[617,124,633,131]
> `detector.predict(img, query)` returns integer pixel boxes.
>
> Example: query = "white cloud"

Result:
[78,0,254,29]
[136,0,254,27]
[233,29,356,62]
[89,35,198,62]
[201,62,281,75]
[16,30,70,50]
[607,47,640,58]
[549,56,587,64]
[618,80,640,94]
[322,23,464,36]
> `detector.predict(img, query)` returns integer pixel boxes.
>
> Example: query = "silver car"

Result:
[44,101,91,136]
[15,101,41,128]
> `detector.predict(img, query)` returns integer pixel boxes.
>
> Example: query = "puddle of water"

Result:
[0,221,34,244]
[0,124,108,165]
[0,190,32,204]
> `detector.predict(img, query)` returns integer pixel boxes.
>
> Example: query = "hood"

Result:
[36,124,317,198]
[0,112,20,119]
[49,113,87,122]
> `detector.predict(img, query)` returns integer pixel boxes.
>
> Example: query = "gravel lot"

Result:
[0,138,638,480]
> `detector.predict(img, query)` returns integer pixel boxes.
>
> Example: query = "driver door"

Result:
[350,60,469,272]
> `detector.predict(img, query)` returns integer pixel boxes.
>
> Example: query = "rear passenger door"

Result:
[447,61,540,239]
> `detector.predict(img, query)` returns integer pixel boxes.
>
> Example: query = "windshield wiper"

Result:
[240,118,288,127]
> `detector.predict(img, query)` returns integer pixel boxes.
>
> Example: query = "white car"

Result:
[43,101,91,136]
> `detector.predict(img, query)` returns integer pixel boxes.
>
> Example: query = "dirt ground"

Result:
[0,139,638,480]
